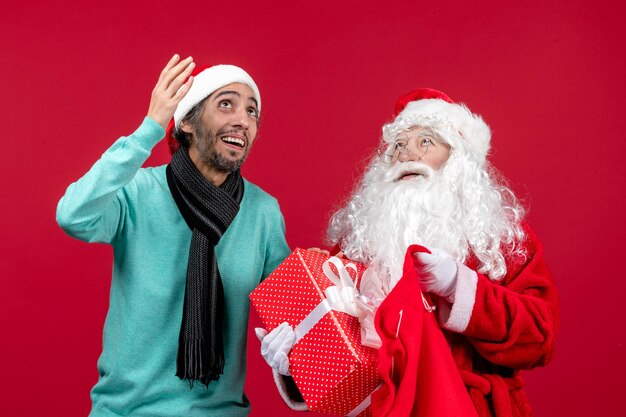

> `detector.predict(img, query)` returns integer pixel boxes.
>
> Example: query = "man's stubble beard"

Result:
[193,122,250,173]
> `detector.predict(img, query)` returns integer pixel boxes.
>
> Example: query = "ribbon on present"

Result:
[291,252,381,416]
[322,257,360,316]
[355,267,436,349]
[354,268,387,349]
[294,256,361,343]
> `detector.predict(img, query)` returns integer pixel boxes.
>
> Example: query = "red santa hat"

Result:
[166,64,261,154]
[386,88,491,163]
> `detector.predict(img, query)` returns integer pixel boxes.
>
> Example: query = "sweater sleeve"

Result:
[56,117,165,244]
[261,200,291,280]
[437,225,559,369]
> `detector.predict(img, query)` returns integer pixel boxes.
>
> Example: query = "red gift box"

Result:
[250,248,381,416]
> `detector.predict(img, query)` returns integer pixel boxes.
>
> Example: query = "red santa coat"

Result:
[373,224,559,417]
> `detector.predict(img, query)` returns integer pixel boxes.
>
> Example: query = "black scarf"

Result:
[166,147,244,387]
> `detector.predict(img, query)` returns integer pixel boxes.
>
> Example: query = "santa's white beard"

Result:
[327,153,526,294]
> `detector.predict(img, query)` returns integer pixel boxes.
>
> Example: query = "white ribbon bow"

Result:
[322,257,360,317]
[293,256,362,343]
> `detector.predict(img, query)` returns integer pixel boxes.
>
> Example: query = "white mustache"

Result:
[382,161,435,183]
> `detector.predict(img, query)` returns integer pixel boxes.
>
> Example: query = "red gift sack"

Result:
[372,245,478,417]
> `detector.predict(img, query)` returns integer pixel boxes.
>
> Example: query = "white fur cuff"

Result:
[437,263,477,333]
[273,369,309,411]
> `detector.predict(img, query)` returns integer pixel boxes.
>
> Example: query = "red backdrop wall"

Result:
[1,1,624,415]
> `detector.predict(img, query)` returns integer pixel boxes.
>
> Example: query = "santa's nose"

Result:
[398,149,420,162]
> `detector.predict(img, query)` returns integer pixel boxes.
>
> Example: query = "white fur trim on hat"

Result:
[390,99,492,163]
[173,64,261,127]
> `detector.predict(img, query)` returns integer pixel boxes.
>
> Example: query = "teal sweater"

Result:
[57,118,291,417]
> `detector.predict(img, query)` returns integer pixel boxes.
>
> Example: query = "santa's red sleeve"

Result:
[436,224,559,369]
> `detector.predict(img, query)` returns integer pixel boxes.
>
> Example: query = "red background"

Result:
[1,1,624,416]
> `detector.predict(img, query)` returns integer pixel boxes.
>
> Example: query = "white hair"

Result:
[327,141,527,290]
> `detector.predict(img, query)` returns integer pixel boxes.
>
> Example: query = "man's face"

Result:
[183,82,259,172]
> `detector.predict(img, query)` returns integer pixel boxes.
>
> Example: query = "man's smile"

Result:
[219,133,247,150]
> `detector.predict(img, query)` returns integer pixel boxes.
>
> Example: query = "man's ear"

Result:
[180,120,194,135]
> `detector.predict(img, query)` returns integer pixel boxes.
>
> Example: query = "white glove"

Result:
[412,248,458,302]
[255,322,295,376]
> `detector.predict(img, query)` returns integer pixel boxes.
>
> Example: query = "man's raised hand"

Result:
[147,54,195,129]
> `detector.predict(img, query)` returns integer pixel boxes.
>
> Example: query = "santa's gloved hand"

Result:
[412,248,458,302]
[255,322,295,376]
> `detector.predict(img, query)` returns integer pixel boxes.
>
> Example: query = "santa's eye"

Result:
[394,141,408,151]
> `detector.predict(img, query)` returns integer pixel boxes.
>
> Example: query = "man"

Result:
[57,55,290,417]
[259,88,559,416]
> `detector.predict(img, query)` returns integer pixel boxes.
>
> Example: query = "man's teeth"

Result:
[222,136,245,147]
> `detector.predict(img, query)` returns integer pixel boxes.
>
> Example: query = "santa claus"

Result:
[257,88,559,417]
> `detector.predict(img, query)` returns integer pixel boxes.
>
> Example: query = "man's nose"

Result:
[232,105,250,130]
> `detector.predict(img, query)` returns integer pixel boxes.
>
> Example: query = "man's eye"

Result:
[219,100,232,108]
[247,108,258,118]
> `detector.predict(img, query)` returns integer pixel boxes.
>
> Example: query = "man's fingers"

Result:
[147,56,195,128]
[158,54,181,83]
[156,56,194,95]
[167,62,195,97]
[174,76,193,100]
[163,57,194,89]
